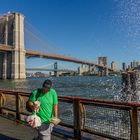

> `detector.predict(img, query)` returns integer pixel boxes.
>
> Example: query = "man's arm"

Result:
[53,104,58,118]
[28,101,35,111]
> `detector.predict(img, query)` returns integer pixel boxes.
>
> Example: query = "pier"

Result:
[0,90,140,140]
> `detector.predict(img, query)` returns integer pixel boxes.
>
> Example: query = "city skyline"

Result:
[1,0,140,69]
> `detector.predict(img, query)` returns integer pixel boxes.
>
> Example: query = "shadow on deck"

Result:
[0,134,18,140]
[0,116,72,140]
[0,115,107,140]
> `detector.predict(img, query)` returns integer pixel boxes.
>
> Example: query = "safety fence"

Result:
[0,90,140,140]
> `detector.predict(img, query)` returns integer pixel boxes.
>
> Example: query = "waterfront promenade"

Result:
[0,115,105,140]
[0,116,70,140]
[0,90,140,140]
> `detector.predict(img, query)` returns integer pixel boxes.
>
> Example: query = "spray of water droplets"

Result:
[111,0,140,55]
[113,0,140,39]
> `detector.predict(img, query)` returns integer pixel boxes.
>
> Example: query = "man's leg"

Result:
[37,123,53,140]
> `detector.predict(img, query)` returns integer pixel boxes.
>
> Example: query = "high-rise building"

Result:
[111,61,117,70]
[136,61,139,67]
[130,62,133,69]
[130,60,139,68]
[98,57,107,66]
[122,62,127,71]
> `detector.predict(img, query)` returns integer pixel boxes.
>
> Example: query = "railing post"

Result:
[73,98,81,140]
[16,93,20,120]
[0,93,6,114]
[0,93,2,114]
[130,107,138,140]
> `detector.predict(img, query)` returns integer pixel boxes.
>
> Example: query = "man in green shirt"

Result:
[28,79,58,140]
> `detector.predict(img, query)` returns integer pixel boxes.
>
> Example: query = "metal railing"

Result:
[0,89,140,140]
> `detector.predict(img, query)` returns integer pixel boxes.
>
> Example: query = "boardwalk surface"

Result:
[0,116,69,140]
[0,115,108,140]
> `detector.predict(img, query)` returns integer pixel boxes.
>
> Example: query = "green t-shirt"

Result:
[29,88,58,124]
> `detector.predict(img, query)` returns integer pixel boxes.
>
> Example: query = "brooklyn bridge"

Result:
[0,12,112,79]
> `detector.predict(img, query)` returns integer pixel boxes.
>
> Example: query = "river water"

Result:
[0,75,122,100]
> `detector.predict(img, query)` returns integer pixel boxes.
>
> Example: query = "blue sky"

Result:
[1,0,140,69]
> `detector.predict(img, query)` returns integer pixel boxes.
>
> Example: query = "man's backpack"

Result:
[26,88,42,112]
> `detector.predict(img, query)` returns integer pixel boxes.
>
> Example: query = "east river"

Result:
[0,75,122,100]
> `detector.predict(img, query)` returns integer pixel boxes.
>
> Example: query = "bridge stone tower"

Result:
[11,13,26,79]
[54,62,58,77]
[0,12,26,79]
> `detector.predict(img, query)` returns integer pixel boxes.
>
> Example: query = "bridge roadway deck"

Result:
[0,115,107,140]
[0,44,112,71]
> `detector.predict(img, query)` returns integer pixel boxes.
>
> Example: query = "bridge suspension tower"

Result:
[0,12,26,79]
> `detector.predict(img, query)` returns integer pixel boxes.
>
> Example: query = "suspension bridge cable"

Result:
[24,26,52,52]
[0,14,69,61]
[24,19,60,53]
[58,63,76,70]
[37,62,55,68]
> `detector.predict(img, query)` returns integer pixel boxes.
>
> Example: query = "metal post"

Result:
[16,93,20,120]
[73,98,81,140]
[130,107,138,140]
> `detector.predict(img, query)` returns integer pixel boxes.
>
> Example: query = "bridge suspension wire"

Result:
[36,62,55,68]
[24,19,60,54]
[33,62,77,71]
[56,63,68,69]
[36,61,77,70]
[54,62,77,70]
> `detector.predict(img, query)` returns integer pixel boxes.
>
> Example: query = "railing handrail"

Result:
[1,89,140,107]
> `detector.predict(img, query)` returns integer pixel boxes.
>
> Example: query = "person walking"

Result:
[28,79,58,140]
